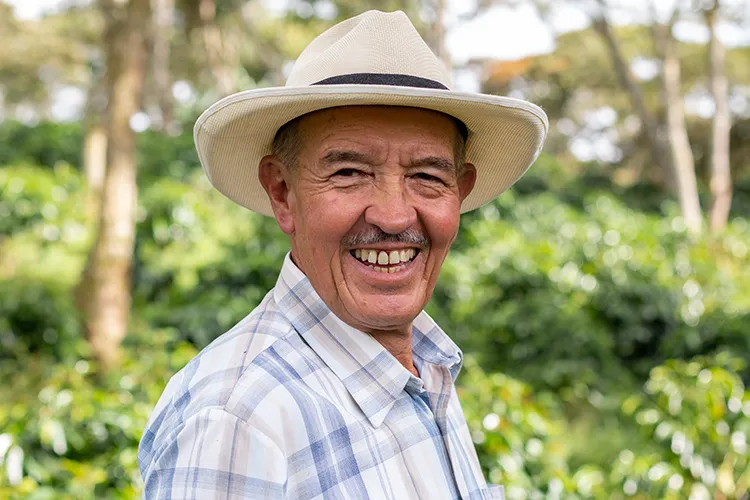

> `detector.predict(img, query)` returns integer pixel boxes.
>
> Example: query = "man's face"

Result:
[261,106,476,333]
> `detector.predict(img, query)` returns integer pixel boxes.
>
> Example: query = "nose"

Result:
[364,181,417,234]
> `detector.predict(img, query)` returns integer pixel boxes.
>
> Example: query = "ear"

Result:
[258,155,295,234]
[457,162,477,203]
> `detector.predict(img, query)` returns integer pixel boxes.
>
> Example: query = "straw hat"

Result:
[194,10,548,216]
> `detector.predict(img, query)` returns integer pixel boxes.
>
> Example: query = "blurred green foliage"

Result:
[1,122,749,498]
[0,123,84,170]
[433,156,750,395]
[615,353,750,499]
[0,332,197,499]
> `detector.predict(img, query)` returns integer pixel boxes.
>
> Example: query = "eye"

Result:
[413,172,442,183]
[333,168,362,177]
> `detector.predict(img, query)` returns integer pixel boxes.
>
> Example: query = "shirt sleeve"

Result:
[141,407,287,499]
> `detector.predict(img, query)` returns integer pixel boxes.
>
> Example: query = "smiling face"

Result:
[259,106,476,334]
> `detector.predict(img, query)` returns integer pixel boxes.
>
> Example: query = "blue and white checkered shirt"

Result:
[139,253,503,499]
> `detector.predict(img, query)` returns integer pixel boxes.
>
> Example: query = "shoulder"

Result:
[139,291,298,459]
[138,290,332,495]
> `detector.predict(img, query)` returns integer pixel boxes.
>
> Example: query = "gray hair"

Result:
[342,227,429,249]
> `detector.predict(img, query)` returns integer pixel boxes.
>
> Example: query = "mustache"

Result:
[343,227,429,248]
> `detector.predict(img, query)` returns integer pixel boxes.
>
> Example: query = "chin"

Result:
[356,302,423,331]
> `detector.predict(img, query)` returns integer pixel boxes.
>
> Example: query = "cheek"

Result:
[421,201,462,248]
[297,193,364,247]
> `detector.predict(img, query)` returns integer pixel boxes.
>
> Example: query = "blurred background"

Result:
[1,0,749,498]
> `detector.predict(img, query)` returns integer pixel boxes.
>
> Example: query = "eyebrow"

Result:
[408,156,456,173]
[321,150,374,166]
[321,150,456,173]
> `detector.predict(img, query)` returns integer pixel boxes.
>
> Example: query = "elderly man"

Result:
[139,9,546,500]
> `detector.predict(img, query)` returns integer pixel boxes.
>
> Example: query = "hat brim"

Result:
[194,85,548,217]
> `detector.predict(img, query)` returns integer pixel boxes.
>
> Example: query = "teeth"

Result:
[377,251,389,265]
[367,264,407,273]
[354,248,418,267]
[389,250,400,264]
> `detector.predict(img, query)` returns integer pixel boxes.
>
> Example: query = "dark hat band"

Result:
[312,73,449,90]
[311,73,467,140]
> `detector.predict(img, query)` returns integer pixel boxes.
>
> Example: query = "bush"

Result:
[0,120,202,186]
[458,353,750,500]
[0,162,86,240]
[611,353,750,499]
[133,171,289,348]
[458,357,583,497]
[0,122,83,170]
[0,280,82,362]
[431,169,750,397]
[0,164,89,360]
[0,334,197,500]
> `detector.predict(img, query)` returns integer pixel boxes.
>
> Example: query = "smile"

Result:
[350,248,420,273]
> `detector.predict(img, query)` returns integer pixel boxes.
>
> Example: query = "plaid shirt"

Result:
[139,254,503,499]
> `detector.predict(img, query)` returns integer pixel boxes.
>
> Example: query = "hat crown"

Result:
[286,10,452,88]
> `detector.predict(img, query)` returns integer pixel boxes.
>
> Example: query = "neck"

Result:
[366,326,419,378]
[289,251,421,378]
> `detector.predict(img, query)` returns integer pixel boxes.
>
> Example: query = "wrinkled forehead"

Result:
[296,105,467,146]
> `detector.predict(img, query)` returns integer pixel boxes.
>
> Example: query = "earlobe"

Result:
[258,155,295,234]
[457,163,477,202]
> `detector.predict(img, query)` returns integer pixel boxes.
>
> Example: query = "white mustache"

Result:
[343,228,428,248]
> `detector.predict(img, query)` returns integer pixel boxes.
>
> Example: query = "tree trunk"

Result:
[83,122,107,218]
[77,0,150,370]
[199,0,234,96]
[592,14,674,186]
[657,19,703,236]
[82,63,109,219]
[705,5,732,233]
[152,0,174,127]
[431,0,449,67]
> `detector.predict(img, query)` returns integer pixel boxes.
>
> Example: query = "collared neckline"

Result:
[272,253,463,427]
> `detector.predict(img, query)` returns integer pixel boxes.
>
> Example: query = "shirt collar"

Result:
[273,253,462,427]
